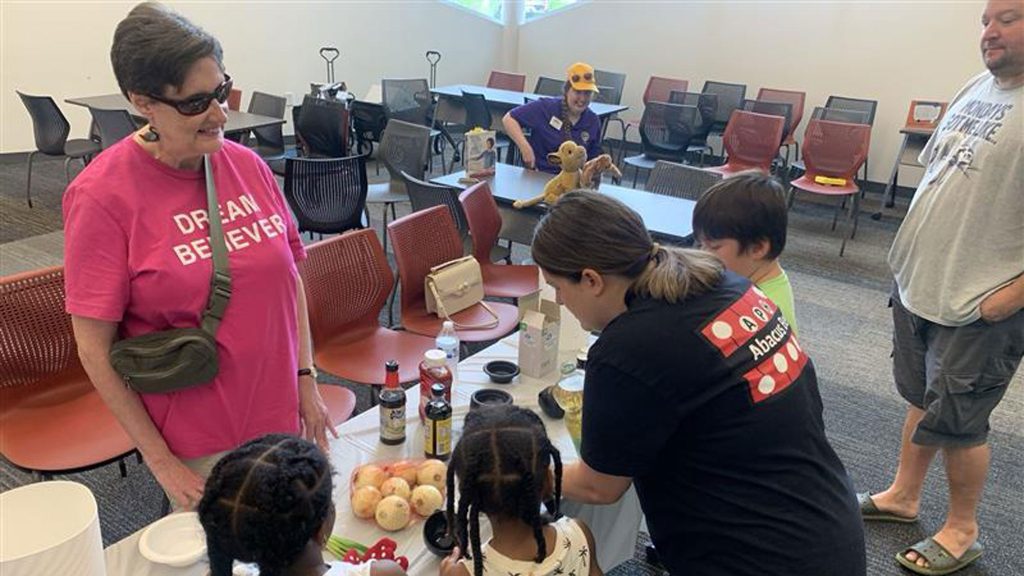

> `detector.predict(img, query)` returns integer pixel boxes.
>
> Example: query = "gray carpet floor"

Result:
[1,152,1021,576]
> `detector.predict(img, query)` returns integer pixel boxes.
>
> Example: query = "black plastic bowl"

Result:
[538,385,565,419]
[483,360,520,384]
[423,510,456,557]
[470,388,514,411]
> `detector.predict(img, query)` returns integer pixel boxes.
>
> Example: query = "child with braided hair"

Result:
[439,405,601,576]
[197,433,405,576]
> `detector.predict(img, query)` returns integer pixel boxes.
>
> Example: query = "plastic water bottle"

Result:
[435,320,460,384]
[553,362,585,454]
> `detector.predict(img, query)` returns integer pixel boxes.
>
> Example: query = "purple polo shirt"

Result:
[509,97,602,174]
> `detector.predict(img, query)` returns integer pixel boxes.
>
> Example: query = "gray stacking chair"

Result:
[88,108,137,150]
[646,160,723,201]
[17,92,101,207]
[365,120,433,252]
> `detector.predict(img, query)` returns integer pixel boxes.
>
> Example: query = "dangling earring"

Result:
[141,126,160,142]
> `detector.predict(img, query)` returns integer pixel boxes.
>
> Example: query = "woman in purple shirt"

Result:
[502,62,603,173]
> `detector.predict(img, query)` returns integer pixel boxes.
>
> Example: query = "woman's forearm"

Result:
[295,275,314,371]
[71,316,177,467]
[502,113,532,156]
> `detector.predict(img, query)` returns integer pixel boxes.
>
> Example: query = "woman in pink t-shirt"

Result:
[63,2,334,511]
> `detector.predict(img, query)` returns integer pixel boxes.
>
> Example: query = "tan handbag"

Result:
[425,256,498,329]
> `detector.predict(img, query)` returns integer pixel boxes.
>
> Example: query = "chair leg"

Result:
[381,204,391,254]
[632,165,640,188]
[119,457,128,478]
[25,151,37,208]
[64,156,73,184]
[831,201,841,231]
[386,271,400,328]
[786,187,796,210]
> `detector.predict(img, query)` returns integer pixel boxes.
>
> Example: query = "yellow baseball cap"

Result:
[566,62,599,93]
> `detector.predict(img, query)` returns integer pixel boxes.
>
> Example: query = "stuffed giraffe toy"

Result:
[580,153,623,189]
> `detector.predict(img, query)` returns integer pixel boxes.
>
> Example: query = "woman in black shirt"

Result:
[531,191,865,576]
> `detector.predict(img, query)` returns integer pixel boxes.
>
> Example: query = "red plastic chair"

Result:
[487,71,527,92]
[0,266,135,479]
[705,110,785,177]
[301,229,435,404]
[757,88,806,163]
[388,206,520,342]
[788,119,871,256]
[227,88,242,111]
[458,182,540,299]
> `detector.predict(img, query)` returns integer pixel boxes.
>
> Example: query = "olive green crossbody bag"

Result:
[109,155,232,394]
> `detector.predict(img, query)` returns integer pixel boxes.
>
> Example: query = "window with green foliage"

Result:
[444,0,504,23]
[524,0,583,22]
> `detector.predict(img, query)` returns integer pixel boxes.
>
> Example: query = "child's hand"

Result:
[439,546,461,576]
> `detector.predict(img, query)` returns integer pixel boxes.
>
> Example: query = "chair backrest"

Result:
[296,95,349,157]
[88,108,136,149]
[0,266,80,390]
[639,102,699,161]
[300,229,393,345]
[741,99,793,144]
[668,91,718,137]
[351,100,388,147]
[811,106,871,125]
[387,205,464,311]
[382,78,434,127]
[534,76,564,97]
[801,119,871,180]
[701,81,747,127]
[400,171,470,236]
[593,85,621,106]
[644,76,689,105]
[461,90,493,130]
[248,91,287,152]
[17,92,71,155]
[720,110,785,172]
[227,88,242,111]
[457,181,503,264]
[825,95,878,126]
[283,155,368,234]
[594,69,627,105]
[757,88,806,140]
[487,70,526,92]
[378,119,433,194]
[646,160,722,201]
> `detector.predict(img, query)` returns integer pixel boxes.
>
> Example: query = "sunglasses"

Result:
[570,72,594,83]
[148,75,233,116]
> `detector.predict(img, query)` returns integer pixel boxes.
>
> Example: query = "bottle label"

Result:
[380,407,406,442]
[425,416,452,459]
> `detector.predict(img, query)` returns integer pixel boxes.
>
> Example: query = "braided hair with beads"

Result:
[445,405,564,576]
[197,433,334,576]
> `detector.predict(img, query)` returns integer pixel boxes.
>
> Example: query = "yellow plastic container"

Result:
[814,175,848,186]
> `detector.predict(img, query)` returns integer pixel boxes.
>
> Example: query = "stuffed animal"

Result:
[579,154,622,189]
[513,141,588,209]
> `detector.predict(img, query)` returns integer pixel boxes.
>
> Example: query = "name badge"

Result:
[549,116,563,130]
[581,131,590,143]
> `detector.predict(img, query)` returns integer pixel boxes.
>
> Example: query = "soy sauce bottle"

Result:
[379,360,406,445]
[424,383,452,460]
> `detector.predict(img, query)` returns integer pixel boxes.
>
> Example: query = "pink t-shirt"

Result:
[64,138,306,459]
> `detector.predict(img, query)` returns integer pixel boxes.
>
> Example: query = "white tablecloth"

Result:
[103,314,642,575]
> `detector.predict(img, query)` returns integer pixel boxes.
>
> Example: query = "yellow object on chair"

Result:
[814,175,848,186]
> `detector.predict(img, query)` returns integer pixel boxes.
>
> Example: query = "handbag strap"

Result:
[428,280,499,330]
[200,154,232,334]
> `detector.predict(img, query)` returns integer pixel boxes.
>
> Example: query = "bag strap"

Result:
[428,279,499,330]
[200,154,232,335]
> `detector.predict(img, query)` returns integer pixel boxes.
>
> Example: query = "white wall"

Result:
[517,0,984,183]
[1,0,505,153]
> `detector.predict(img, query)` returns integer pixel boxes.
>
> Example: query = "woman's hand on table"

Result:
[299,378,339,452]
[521,147,537,170]
[149,455,205,510]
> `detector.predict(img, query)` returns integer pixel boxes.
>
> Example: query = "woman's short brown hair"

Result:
[531,191,723,304]
[111,2,223,99]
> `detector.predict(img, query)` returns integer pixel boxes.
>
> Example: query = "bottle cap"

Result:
[430,382,446,398]
[385,360,399,372]
[442,320,455,330]
[424,349,447,367]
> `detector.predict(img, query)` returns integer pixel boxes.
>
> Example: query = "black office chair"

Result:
[533,76,564,97]
[283,155,368,238]
[668,91,718,165]
[623,103,699,187]
[452,91,511,171]
[17,92,102,207]
[88,108,137,150]
[701,81,747,155]
[646,160,722,201]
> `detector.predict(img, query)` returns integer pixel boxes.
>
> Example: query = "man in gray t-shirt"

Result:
[859,1,1024,574]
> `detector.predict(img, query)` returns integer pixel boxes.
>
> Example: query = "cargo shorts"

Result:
[890,292,1024,448]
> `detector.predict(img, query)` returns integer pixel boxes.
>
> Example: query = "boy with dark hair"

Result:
[692,171,798,332]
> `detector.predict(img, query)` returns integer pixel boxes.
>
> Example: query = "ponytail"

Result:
[633,244,723,304]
